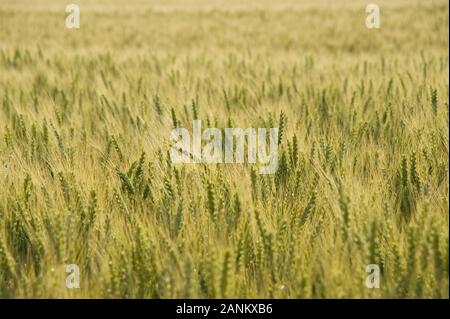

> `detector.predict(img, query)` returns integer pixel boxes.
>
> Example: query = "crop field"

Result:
[0,0,448,298]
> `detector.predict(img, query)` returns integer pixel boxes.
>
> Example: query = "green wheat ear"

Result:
[220,250,232,298]
[170,107,178,128]
[430,87,438,115]
[278,111,286,145]
[299,191,317,227]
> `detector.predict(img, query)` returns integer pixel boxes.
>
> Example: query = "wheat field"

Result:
[0,0,448,298]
